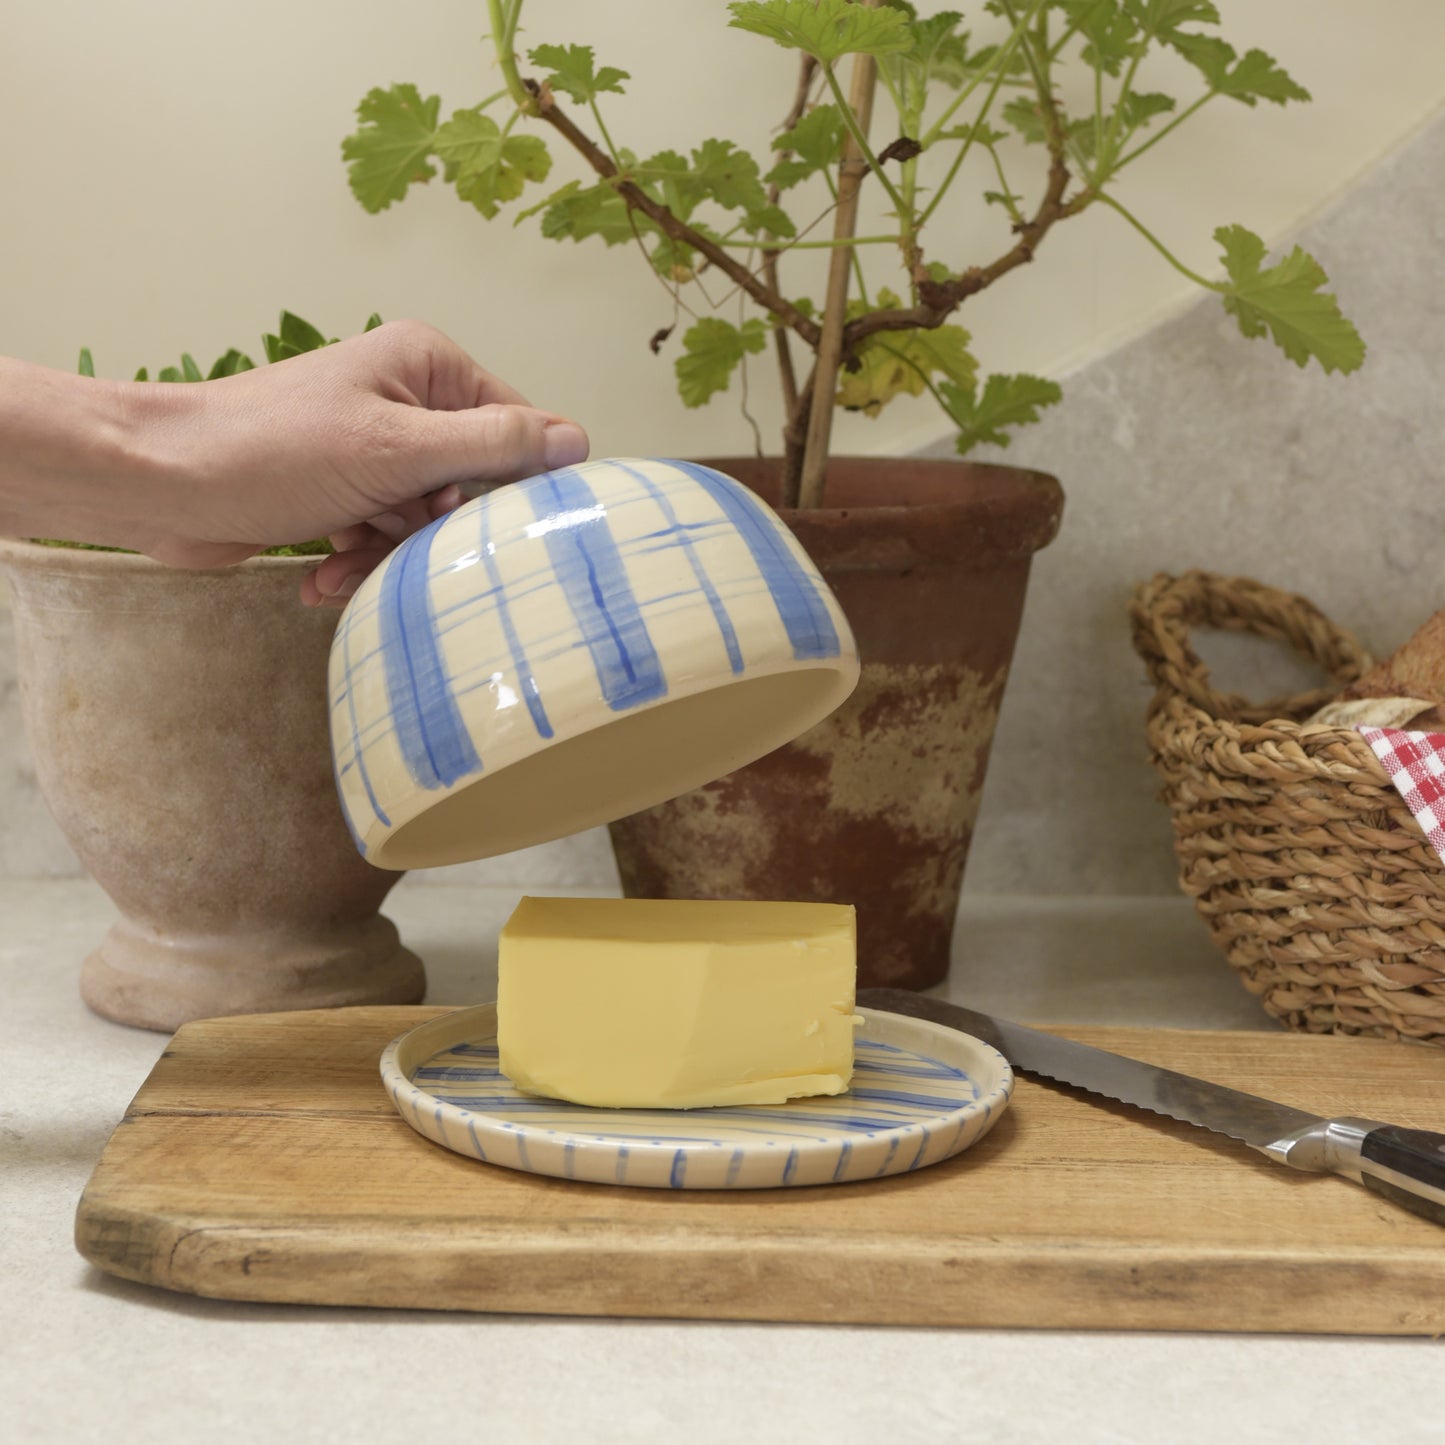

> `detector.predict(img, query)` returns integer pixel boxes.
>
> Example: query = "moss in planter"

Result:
[29,538,334,557]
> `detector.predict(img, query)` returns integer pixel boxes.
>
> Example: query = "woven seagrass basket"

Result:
[1130,569,1445,1046]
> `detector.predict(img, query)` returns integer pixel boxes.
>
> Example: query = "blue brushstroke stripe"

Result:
[675,460,840,661]
[480,496,554,739]
[379,517,483,789]
[616,460,744,674]
[530,468,668,711]
[670,1148,688,1188]
[466,1118,489,1161]
[336,610,390,832]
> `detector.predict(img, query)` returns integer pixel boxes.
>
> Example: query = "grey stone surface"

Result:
[3,110,1443,894]
[945,106,1445,895]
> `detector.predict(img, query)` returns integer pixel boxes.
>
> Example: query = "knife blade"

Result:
[859,987,1445,1226]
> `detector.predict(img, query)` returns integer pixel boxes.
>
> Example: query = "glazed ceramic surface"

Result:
[330,458,859,869]
[381,1004,1013,1190]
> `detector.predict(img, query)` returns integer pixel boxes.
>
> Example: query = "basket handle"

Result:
[1129,570,1374,724]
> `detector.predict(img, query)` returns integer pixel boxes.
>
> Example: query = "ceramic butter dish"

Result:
[329,457,859,867]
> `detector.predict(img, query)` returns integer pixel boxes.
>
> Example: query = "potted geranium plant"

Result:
[341,0,1363,988]
[0,311,425,1031]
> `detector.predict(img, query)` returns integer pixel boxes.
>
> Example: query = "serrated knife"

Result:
[859,987,1445,1226]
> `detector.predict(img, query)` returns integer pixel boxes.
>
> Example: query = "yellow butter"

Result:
[496,896,857,1109]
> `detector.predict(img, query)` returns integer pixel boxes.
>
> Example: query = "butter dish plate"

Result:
[381,1004,1012,1189]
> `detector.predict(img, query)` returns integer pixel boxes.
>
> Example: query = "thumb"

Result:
[390,402,589,494]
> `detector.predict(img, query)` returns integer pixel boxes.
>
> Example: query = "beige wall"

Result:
[1,1,1443,463]
[5,3,1445,896]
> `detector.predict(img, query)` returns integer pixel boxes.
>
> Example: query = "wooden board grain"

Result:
[75,1006,1445,1333]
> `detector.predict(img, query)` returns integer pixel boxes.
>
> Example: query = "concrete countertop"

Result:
[3,877,1440,1444]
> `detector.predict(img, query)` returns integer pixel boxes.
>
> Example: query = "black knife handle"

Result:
[1357,1125,1445,1226]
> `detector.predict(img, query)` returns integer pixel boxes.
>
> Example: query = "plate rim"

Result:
[380,1002,1013,1178]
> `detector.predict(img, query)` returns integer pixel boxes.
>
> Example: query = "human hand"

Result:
[0,321,587,600]
[132,319,589,604]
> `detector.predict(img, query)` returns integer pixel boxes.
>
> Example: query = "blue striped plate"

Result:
[381,1005,1012,1189]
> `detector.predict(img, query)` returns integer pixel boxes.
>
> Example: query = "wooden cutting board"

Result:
[75,1006,1445,1334]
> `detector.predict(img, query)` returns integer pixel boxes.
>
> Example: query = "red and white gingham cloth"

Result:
[1359,727,1445,866]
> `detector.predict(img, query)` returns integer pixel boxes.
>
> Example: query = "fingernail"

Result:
[317,571,364,600]
[544,422,588,470]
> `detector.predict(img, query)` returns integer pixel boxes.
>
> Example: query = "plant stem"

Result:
[822,61,906,221]
[1097,46,1146,177]
[717,234,898,251]
[1093,190,1221,290]
[487,0,536,114]
[765,54,818,429]
[914,0,1049,230]
[995,0,1051,115]
[920,0,1044,148]
[984,142,1024,224]
[845,85,1090,352]
[794,21,883,511]
[1115,91,1214,170]
[511,72,822,348]
[589,99,623,166]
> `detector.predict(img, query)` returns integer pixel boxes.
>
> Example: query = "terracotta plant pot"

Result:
[607,457,1064,990]
[0,541,423,1031]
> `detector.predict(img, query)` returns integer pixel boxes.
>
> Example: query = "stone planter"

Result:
[0,541,423,1031]
[607,457,1064,991]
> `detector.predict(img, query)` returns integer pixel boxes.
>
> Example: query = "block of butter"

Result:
[496,896,858,1109]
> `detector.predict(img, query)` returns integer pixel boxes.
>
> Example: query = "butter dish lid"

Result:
[329,457,859,869]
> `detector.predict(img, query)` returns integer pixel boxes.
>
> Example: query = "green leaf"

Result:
[1058,0,1138,78]
[1001,95,1047,144]
[1121,91,1175,130]
[536,178,640,246]
[437,108,552,218]
[1215,48,1311,105]
[1123,0,1220,39]
[767,104,845,189]
[133,367,148,382]
[77,347,94,378]
[435,108,502,181]
[939,373,1063,453]
[364,313,384,332]
[529,44,629,104]
[839,302,977,416]
[341,83,441,213]
[688,137,794,235]
[1170,36,1309,105]
[877,6,973,120]
[156,366,184,384]
[280,311,331,354]
[1214,224,1364,373]
[1001,97,1092,152]
[180,353,204,383]
[727,0,914,63]
[936,120,1008,147]
[675,317,769,407]
[206,348,255,379]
